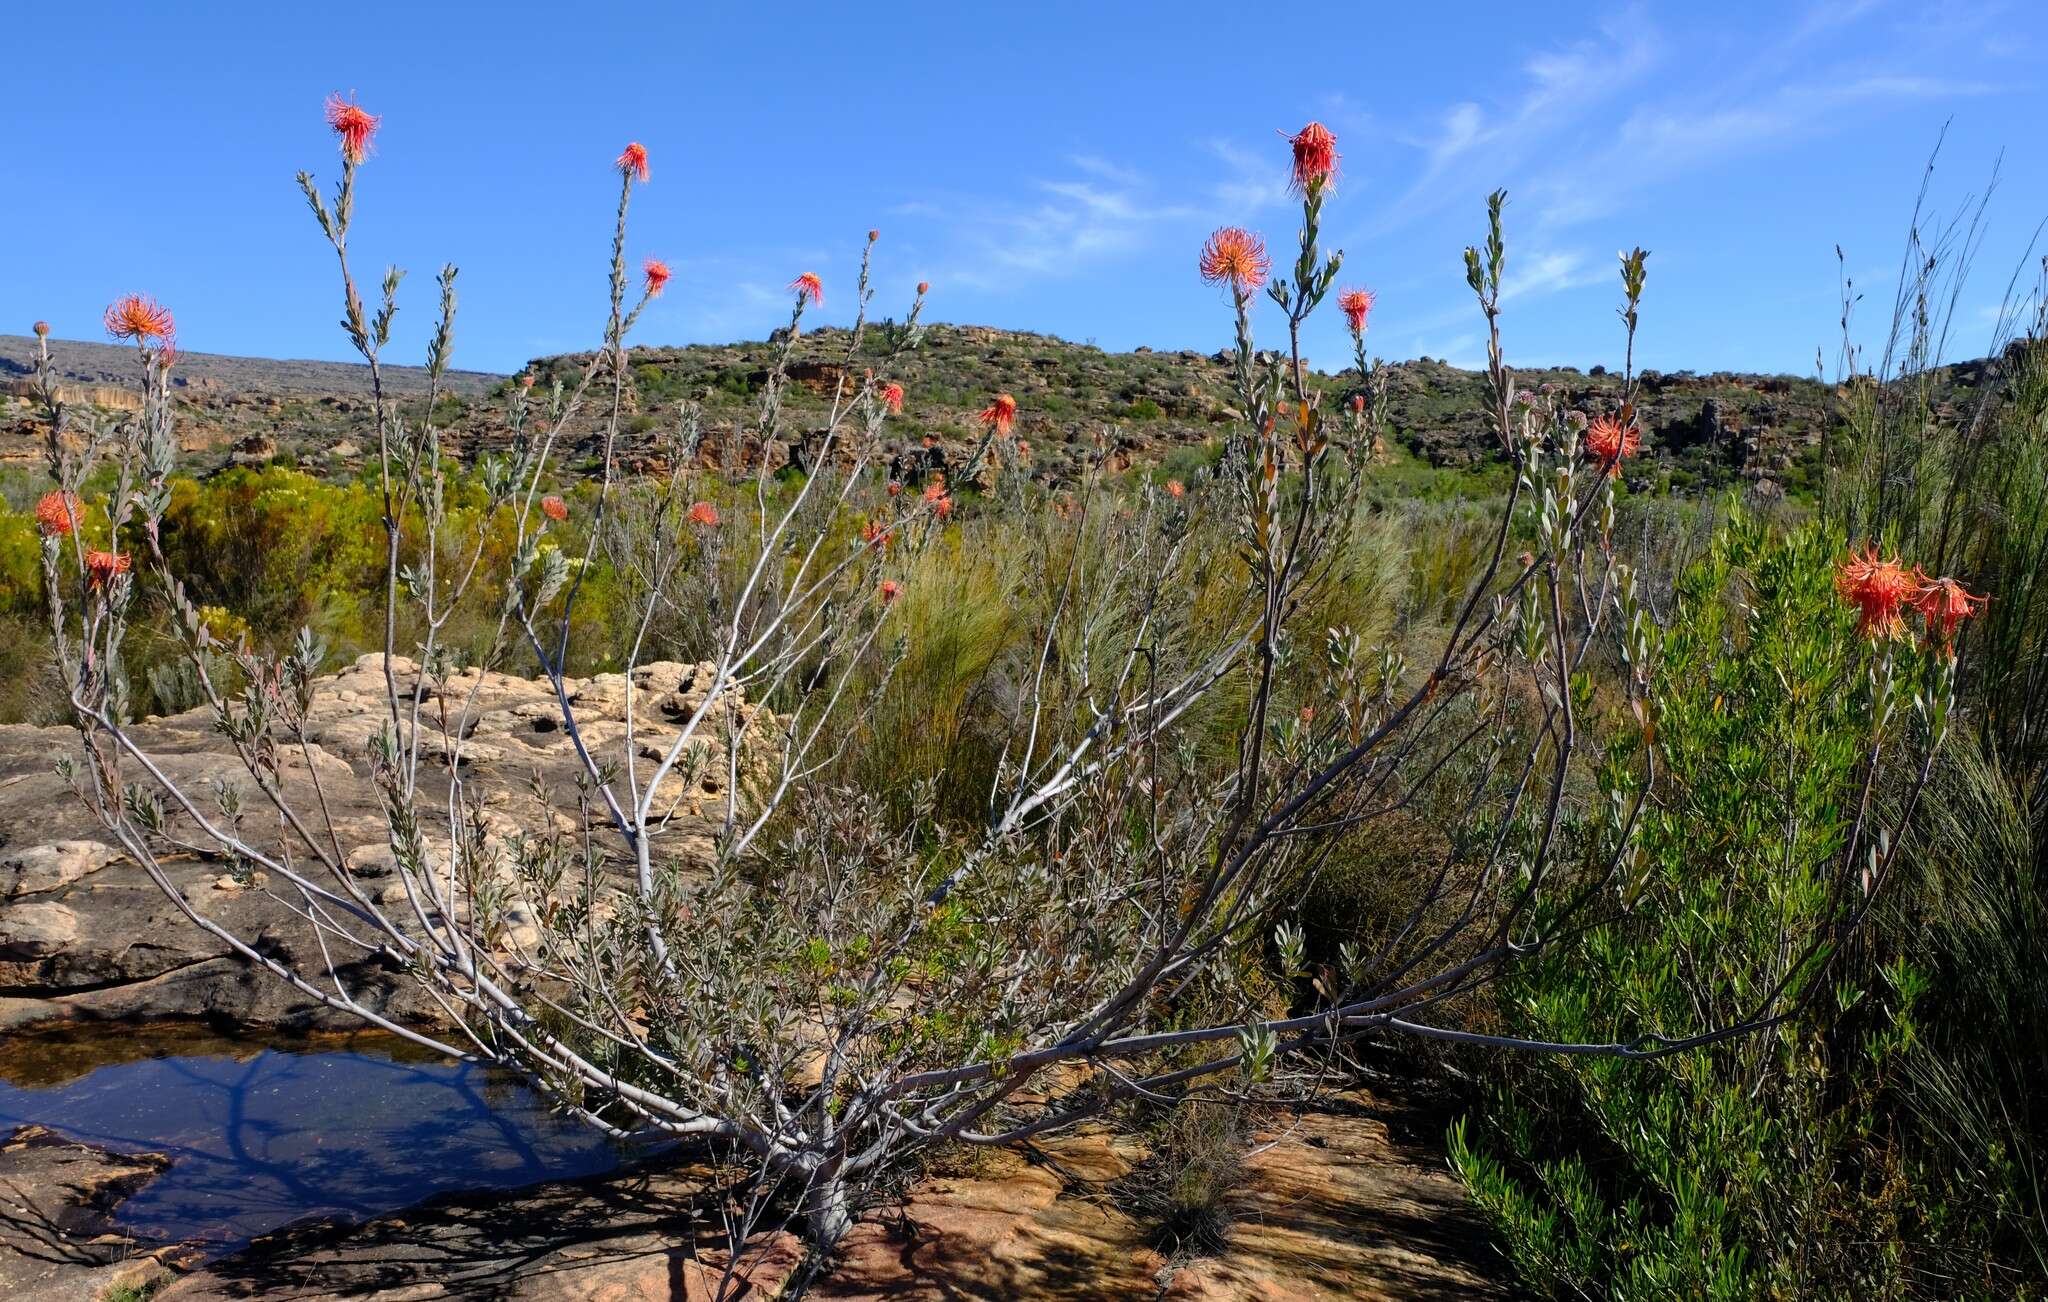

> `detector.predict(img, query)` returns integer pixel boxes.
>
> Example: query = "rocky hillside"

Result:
[3,325,1852,495]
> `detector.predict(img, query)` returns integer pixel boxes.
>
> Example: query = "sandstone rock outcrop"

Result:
[0,654,765,1031]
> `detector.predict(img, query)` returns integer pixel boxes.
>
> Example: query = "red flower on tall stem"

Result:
[642,259,671,297]
[32,321,50,338]
[879,579,901,606]
[1585,415,1641,476]
[616,142,649,182]
[790,272,823,306]
[1834,545,1920,640]
[103,295,175,350]
[877,381,904,414]
[85,550,130,590]
[1287,121,1339,193]
[1338,287,1375,334]
[1198,228,1271,295]
[687,501,720,528]
[35,491,80,537]
[978,393,1017,435]
[1914,575,1987,649]
[540,495,569,523]
[324,94,379,165]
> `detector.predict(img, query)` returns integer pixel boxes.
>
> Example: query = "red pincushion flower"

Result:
[1288,121,1339,193]
[922,477,947,503]
[32,320,49,338]
[1165,479,1186,498]
[879,579,901,606]
[1198,227,1271,295]
[916,280,930,296]
[103,295,175,349]
[85,550,131,589]
[978,393,1018,435]
[790,272,823,306]
[687,501,720,528]
[642,259,671,297]
[1914,575,1987,648]
[325,94,380,165]
[616,141,649,183]
[861,518,894,549]
[934,496,953,521]
[35,491,80,537]
[1835,545,1920,640]
[1338,287,1375,334]
[879,381,904,414]
[1585,415,1641,476]
[540,494,569,522]
[886,480,904,497]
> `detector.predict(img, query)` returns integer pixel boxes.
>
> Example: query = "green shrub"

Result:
[1452,511,1955,1298]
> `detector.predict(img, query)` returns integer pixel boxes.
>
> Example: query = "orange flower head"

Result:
[921,435,938,449]
[1288,121,1339,193]
[540,494,569,522]
[1165,479,1186,498]
[686,500,720,528]
[1835,545,1920,640]
[1585,415,1641,475]
[934,495,953,521]
[324,94,380,165]
[879,381,904,414]
[790,272,823,307]
[1349,394,1365,413]
[886,480,904,496]
[1198,227,1271,295]
[616,141,650,182]
[922,478,947,504]
[879,578,902,606]
[35,491,80,536]
[85,550,131,590]
[518,372,536,390]
[1299,704,1316,723]
[916,280,930,296]
[32,320,49,338]
[103,294,175,349]
[1914,575,1987,648]
[861,518,894,549]
[642,258,671,297]
[867,228,880,243]
[1338,287,1375,334]
[978,393,1018,435]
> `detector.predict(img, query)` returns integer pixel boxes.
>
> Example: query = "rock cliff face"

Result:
[0,654,759,1030]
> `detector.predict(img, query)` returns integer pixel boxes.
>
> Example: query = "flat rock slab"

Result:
[0,1124,178,1302]
[164,1088,1504,1300]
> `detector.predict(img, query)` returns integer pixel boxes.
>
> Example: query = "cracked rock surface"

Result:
[0,654,762,1031]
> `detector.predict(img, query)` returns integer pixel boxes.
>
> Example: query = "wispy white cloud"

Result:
[1500,250,1609,303]
[1205,137,1292,214]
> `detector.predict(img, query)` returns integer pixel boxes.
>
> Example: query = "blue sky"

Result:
[4,1,2043,377]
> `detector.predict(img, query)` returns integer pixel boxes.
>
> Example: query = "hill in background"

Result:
[2,325,1848,496]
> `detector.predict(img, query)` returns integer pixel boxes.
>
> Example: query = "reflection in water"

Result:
[0,1028,636,1253]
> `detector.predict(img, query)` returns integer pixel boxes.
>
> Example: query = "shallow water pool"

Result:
[0,1024,636,1252]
